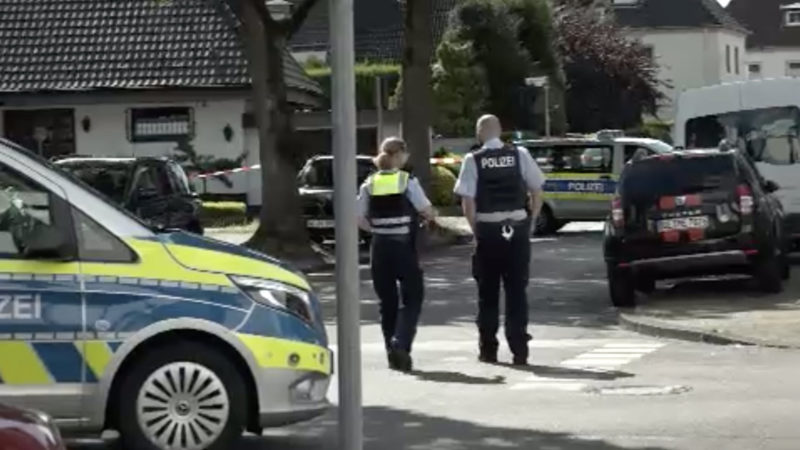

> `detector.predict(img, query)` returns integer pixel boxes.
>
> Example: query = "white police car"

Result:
[0,138,331,449]
[517,133,673,234]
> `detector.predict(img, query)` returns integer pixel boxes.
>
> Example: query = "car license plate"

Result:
[307,219,334,229]
[657,216,710,232]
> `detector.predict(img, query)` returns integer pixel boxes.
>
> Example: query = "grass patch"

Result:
[200,201,251,229]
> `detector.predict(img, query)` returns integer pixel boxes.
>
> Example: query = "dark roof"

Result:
[0,0,320,95]
[289,0,457,62]
[614,0,747,33]
[727,0,800,48]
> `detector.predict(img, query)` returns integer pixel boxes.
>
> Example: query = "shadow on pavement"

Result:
[240,406,671,450]
[492,363,634,381]
[411,369,506,385]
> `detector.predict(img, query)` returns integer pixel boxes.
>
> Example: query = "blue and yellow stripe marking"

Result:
[0,340,121,385]
[543,172,617,201]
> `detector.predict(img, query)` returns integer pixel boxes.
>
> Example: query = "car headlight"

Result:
[231,276,313,323]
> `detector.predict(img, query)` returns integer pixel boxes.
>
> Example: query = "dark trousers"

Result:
[472,218,532,358]
[371,234,424,353]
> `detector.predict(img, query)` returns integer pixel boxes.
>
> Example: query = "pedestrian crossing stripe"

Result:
[0,340,120,385]
[561,342,665,370]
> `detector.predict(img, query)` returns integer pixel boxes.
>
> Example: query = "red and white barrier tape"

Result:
[190,157,462,180]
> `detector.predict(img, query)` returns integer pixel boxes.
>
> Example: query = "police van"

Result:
[0,138,331,449]
[516,133,673,234]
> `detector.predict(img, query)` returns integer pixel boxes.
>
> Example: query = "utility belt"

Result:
[475,209,530,242]
[475,209,528,224]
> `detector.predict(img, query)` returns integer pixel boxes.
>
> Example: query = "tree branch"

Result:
[245,0,281,31]
[288,0,321,38]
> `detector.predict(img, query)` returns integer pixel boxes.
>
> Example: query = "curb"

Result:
[618,312,796,349]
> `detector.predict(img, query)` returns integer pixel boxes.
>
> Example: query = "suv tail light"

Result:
[611,196,624,228]
[737,184,754,215]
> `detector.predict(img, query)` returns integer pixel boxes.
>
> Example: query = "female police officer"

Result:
[357,137,436,372]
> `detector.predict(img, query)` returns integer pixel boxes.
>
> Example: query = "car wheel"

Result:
[635,276,656,294]
[534,206,559,236]
[607,264,636,308]
[117,341,247,450]
[754,249,783,294]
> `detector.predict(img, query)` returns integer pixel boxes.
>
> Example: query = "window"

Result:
[624,145,653,163]
[685,106,800,165]
[786,10,800,26]
[735,47,740,75]
[301,158,375,188]
[127,107,194,143]
[725,45,731,74]
[167,163,192,196]
[72,208,135,262]
[748,63,762,79]
[787,61,800,77]
[0,166,53,257]
[526,145,614,173]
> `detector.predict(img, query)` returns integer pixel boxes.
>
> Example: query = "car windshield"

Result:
[302,158,375,188]
[686,106,800,164]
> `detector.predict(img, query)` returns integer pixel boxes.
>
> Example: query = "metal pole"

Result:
[544,83,551,137]
[330,0,362,448]
[375,75,383,151]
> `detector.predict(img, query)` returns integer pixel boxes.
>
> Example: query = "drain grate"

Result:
[586,385,692,396]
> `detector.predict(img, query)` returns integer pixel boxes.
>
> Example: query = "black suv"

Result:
[54,156,203,234]
[298,155,376,243]
[604,149,789,307]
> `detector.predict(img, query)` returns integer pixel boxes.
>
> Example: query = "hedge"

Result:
[200,202,250,228]
[306,64,401,110]
[430,165,458,207]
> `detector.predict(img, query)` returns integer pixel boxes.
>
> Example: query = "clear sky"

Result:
[717,0,731,6]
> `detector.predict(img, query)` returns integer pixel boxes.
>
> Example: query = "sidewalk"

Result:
[619,271,800,348]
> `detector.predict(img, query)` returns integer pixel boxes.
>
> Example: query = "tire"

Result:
[754,249,783,294]
[117,341,247,450]
[608,264,636,308]
[635,276,656,294]
[534,206,558,236]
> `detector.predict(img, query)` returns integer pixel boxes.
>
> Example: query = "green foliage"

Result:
[307,63,401,110]
[432,0,565,135]
[626,120,673,144]
[432,37,490,136]
[200,201,250,228]
[173,139,247,188]
[429,165,458,207]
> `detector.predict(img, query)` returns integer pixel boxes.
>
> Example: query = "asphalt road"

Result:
[69,225,800,450]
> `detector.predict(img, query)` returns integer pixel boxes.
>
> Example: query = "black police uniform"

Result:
[471,145,532,364]
[367,171,424,370]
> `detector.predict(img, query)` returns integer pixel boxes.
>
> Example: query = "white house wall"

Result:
[745,48,800,79]
[629,28,747,119]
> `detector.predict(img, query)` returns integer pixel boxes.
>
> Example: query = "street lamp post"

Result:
[330,0,362,449]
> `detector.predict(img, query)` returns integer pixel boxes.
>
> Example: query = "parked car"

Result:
[54,156,204,234]
[298,155,376,243]
[604,148,790,307]
[516,134,673,235]
[0,403,66,450]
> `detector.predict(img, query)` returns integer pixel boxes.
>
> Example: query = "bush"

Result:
[429,165,458,207]
[200,202,250,228]
[307,64,401,110]
[626,120,673,144]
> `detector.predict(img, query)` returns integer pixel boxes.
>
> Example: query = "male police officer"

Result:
[454,115,546,365]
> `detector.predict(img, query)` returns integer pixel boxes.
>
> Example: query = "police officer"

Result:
[357,137,436,372]
[454,115,546,366]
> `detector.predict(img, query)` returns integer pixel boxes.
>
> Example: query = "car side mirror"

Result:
[764,180,780,193]
[136,186,159,200]
[21,222,71,260]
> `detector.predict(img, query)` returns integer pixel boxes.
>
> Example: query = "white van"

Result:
[674,78,800,242]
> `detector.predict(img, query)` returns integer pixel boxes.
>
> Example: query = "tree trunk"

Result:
[402,0,434,191]
[241,1,315,261]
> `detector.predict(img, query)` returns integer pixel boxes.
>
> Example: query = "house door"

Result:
[3,109,76,158]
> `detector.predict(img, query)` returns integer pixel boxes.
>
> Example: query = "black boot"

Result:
[388,348,413,372]
[478,344,498,364]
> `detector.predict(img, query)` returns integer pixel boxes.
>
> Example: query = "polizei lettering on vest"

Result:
[481,156,516,169]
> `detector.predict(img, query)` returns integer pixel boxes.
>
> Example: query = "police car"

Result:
[516,132,673,234]
[0,139,331,449]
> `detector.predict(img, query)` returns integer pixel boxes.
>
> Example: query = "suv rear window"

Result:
[301,158,375,188]
[620,154,737,204]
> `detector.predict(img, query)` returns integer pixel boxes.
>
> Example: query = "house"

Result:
[0,0,321,167]
[612,0,749,119]
[727,0,800,79]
